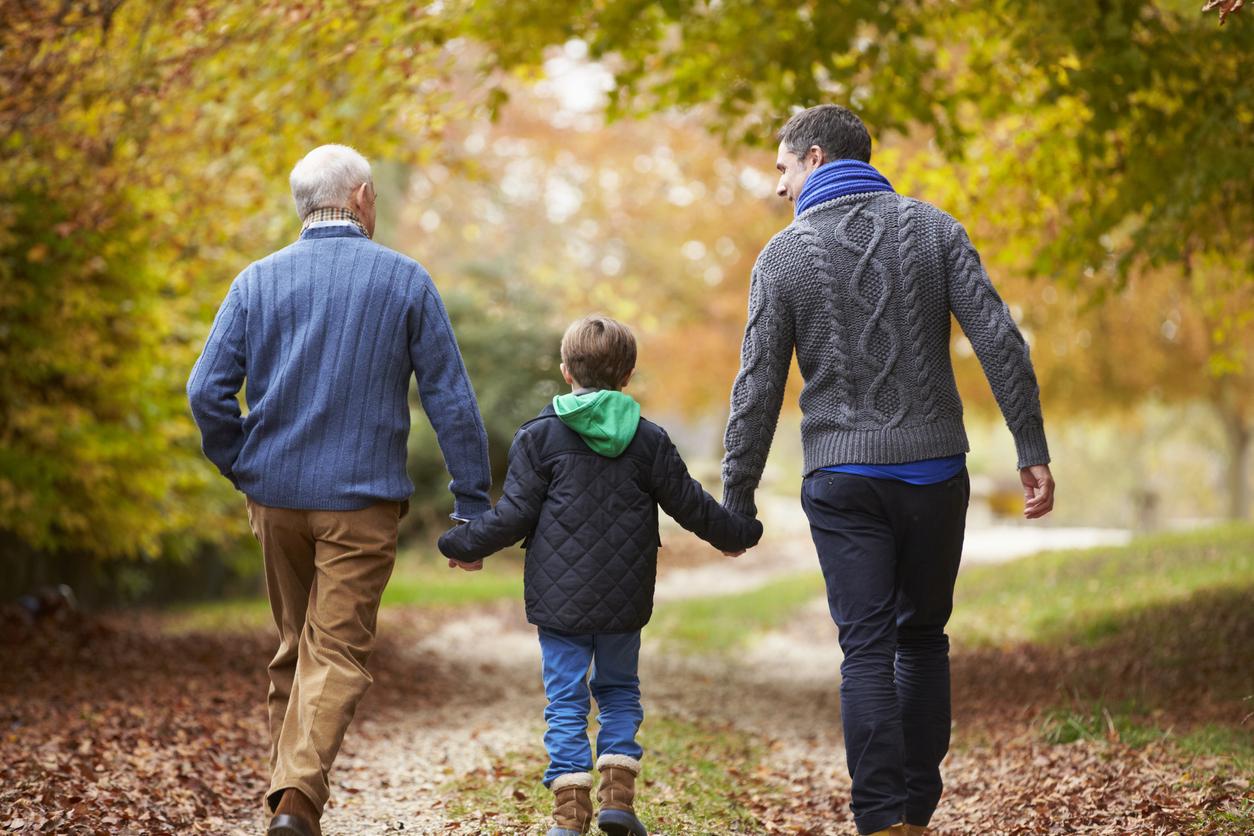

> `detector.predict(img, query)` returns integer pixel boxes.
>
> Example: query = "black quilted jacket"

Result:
[437,404,763,633]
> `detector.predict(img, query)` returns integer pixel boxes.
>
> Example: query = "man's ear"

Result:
[351,182,370,212]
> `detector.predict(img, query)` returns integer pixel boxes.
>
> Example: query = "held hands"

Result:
[1020,464,1056,519]
[722,513,764,558]
[441,517,481,570]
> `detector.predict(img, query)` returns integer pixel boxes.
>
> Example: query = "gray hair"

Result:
[289,144,373,219]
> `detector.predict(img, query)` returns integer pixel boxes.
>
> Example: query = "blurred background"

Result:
[1,0,1249,605]
[2,2,1251,833]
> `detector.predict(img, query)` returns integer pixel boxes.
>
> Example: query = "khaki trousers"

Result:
[245,498,403,814]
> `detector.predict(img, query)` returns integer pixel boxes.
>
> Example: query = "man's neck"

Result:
[301,206,370,238]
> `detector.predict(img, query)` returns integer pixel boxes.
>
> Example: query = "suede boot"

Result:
[267,788,321,836]
[548,772,593,836]
[596,754,647,836]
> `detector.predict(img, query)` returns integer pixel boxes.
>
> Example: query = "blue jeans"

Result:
[801,469,969,834]
[537,627,644,786]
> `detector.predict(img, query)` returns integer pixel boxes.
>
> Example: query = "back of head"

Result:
[778,104,872,163]
[289,144,373,220]
[561,315,637,390]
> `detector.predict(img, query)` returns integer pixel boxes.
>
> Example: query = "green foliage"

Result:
[463,0,946,146]
[406,266,565,522]
[0,189,215,556]
[0,0,476,561]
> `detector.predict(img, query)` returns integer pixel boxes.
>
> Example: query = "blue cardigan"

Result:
[187,225,491,517]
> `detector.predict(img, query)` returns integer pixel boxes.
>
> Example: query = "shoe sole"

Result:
[598,809,648,836]
[267,814,315,836]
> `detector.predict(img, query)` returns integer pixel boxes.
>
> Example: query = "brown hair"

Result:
[560,315,637,390]
[778,104,872,163]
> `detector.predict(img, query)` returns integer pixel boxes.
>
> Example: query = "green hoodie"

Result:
[552,389,642,458]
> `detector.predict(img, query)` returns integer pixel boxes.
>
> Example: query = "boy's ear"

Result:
[619,367,635,388]
[560,363,575,386]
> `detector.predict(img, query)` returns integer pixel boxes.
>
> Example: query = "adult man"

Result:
[720,105,1055,835]
[187,144,491,836]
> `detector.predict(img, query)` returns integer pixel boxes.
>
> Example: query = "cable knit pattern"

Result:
[833,204,905,427]
[722,261,795,512]
[721,192,1049,516]
[899,198,941,424]
[794,221,853,428]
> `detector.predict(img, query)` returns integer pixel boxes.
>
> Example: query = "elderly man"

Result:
[187,145,491,836]
[720,106,1055,835]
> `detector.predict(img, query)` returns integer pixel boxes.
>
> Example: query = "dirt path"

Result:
[4,535,1244,835]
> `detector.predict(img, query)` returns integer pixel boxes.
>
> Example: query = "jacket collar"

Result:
[298,225,369,241]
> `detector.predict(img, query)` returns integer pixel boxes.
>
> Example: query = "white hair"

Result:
[289,144,372,219]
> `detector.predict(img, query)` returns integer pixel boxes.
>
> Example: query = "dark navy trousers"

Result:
[801,469,969,834]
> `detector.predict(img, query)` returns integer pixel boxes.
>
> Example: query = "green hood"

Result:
[552,390,641,458]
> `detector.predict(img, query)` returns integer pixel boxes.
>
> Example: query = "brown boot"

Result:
[904,825,928,835]
[267,788,322,836]
[867,825,907,836]
[596,754,647,836]
[548,772,593,835]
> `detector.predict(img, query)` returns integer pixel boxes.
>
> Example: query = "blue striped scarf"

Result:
[794,159,895,216]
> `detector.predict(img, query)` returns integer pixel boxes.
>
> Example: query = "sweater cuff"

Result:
[1012,418,1051,469]
[452,499,491,521]
[721,485,758,518]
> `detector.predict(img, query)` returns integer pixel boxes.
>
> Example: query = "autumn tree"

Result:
[463,0,1254,516]
[0,0,475,565]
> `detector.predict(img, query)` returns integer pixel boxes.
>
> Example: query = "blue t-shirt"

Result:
[822,454,966,485]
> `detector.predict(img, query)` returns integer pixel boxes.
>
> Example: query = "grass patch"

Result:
[950,523,1254,646]
[381,554,522,607]
[1043,704,1254,773]
[646,572,825,654]
[1041,702,1170,748]
[444,715,774,834]
[162,596,273,633]
[161,552,523,634]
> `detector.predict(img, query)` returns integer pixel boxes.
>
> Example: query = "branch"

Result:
[1203,0,1246,25]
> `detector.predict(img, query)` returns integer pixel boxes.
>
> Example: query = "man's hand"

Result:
[1020,464,1055,519]
[448,558,483,572]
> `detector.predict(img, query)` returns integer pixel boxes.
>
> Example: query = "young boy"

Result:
[438,315,762,836]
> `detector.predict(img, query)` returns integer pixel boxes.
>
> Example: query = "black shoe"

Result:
[267,813,316,836]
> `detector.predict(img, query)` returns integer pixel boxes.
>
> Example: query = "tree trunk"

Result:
[1224,411,1251,521]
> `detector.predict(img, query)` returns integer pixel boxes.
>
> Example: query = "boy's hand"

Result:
[722,549,746,558]
[448,558,483,571]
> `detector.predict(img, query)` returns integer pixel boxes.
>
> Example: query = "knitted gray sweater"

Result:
[721,192,1050,516]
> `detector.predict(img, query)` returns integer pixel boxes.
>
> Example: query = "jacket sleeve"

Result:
[438,429,548,562]
[186,279,247,488]
[652,429,764,553]
[409,275,493,519]
[945,220,1050,469]
[720,258,794,517]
